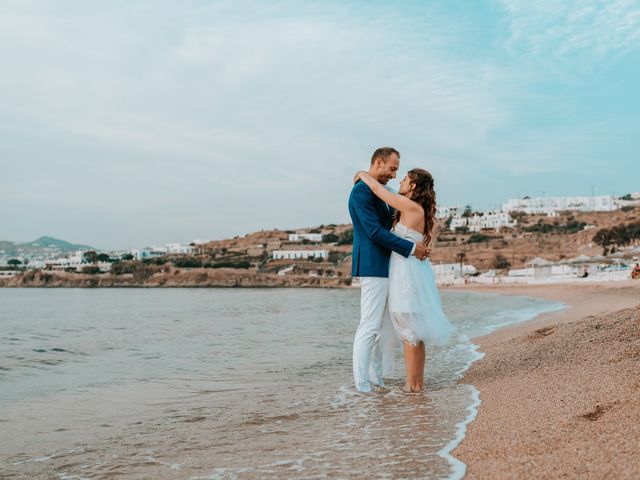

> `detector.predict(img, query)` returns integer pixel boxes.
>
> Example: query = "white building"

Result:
[432,262,477,279]
[90,262,112,272]
[288,233,323,242]
[436,206,461,219]
[509,265,575,278]
[450,210,516,232]
[273,249,328,260]
[165,243,195,255]
[44,251,111,272]
[26,259,46,269]
[0,270,20,277]
[502,195,617,214]
[44,251,85,269]
[615,193,640,208]
[131,247,168,261]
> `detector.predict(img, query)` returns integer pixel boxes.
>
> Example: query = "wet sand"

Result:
[450,281,640,479]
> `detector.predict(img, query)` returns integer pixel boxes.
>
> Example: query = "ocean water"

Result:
[0,288,564,479]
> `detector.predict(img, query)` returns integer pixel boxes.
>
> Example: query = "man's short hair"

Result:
[371,147,400,165]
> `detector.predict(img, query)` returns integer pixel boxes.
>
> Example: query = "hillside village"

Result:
[2,193,640,287]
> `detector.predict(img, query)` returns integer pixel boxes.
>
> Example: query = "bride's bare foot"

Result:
[402,383,423,393]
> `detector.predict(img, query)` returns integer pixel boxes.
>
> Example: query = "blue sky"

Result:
[1,0,639,249]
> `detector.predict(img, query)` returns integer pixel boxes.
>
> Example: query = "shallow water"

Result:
[0,288,563,479]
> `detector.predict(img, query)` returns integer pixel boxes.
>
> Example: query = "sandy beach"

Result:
[451,280,640,479]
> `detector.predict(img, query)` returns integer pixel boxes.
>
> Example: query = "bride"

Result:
[354,168,454,392]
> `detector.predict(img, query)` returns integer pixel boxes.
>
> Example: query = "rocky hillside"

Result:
[195,209,640,272]
[431,208,639,270]
[2,209,638,288]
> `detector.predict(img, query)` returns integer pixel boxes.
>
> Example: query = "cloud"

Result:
[498,0,640,65]
[0,2,512,174]
[1,1,638,247]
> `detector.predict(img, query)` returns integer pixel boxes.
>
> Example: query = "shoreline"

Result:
[0,269,352,288]
[449,280,640,479]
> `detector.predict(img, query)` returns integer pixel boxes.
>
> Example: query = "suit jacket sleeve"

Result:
[351,185,414,258]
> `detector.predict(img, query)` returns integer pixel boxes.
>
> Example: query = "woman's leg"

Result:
[402,341,425,392]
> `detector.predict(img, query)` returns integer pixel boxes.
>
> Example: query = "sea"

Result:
[0,288,564,479]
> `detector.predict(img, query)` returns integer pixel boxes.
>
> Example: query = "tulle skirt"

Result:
[387,252,454,346]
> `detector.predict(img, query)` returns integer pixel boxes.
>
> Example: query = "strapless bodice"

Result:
[392,222,424,243]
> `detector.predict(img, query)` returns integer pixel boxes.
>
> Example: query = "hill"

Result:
[22,236,94,251]
[0,236,95,258]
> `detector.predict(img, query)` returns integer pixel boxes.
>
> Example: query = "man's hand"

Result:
[413,243,431,260]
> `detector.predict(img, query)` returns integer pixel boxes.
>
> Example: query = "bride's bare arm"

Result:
[355,171,421,216]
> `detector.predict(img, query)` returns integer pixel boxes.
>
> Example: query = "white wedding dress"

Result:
[387,222,454,347]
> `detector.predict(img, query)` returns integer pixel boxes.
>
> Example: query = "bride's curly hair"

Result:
[393,168,437,246]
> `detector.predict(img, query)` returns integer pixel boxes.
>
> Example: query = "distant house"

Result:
[450,210,516,232]
[525,257,552,267]
[45,251,85,270]
[436,206,460,219]
[615,193,640,208]
[26,260,46,269]
[273,249,328,260]
[165,243,195,255]
[509,261,578,278]
[44,251,111,272]
[0,270,20,277]
[131,247,167,261]
[432,262,476,279]
[288,233,323,242]
[502,195,617,214]
[525,257,553,278]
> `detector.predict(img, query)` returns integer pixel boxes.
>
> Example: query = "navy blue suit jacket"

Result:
[348,180,414,278]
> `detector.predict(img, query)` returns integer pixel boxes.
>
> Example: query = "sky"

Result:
[1,0,639,250]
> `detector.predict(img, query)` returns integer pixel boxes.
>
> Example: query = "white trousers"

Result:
[353,277,389,392]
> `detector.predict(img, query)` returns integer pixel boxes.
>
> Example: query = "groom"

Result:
[348,147,430,392]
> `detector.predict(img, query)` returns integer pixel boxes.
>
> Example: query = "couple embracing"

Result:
[348,147,454,393]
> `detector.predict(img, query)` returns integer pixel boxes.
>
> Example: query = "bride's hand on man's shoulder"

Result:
[353,171,365,184]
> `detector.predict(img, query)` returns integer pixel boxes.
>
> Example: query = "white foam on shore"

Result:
[452,333,485,380]
[440,297,568,479]
[438,385,481,480]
